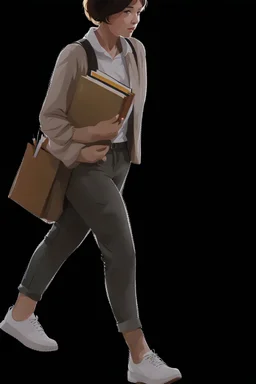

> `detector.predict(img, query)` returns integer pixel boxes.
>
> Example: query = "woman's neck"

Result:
[95,24,122,58]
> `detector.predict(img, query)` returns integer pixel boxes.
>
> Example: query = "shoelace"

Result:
[145,351,166,368]
[29,316,45,334]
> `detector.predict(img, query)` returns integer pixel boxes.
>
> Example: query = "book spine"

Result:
[91,72,130,95]
[119,93,135,122]
[89,74,129,96]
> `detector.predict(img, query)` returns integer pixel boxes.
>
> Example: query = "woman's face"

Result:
[107,0,145,38]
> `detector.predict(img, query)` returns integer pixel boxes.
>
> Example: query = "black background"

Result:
[0,0,255,382]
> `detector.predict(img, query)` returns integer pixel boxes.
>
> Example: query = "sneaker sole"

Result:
[128,371,182,384]
[0,320,58,352]
[132,380,181,384]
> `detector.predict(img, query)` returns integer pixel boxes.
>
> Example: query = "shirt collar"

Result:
[83,27,132,57]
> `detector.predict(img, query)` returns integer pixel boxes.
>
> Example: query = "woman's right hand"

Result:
[73,114,124,144]
[77,144,110,163]
[90,114,124,141]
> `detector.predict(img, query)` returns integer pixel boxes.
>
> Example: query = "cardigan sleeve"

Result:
[39,43,87,168]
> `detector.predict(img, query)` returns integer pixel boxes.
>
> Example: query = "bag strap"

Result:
[125,38,138,68]
[77,37,138,70]
[75,38,98,73]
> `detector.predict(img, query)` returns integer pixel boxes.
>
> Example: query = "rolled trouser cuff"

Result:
[18,284,42,302]
[117,317,142,333]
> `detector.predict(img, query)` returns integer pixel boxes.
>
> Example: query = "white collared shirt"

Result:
[83,27,132,143]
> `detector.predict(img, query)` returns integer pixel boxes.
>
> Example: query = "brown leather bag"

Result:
[8,134,71,224]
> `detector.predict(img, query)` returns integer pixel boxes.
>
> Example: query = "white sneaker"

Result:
[128,350,182,384]
[0,306,58,352]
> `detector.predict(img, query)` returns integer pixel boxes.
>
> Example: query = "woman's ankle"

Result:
[123,328,151,363]
[11,294,37,321]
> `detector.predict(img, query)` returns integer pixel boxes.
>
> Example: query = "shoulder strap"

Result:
[76,37,137,71]
[75,38,98,73]
[125,38,138,68]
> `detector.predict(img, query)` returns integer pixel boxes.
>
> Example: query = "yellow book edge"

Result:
[90,71,131,96]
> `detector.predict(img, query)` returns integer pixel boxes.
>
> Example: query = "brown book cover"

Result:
[68,74,135,127]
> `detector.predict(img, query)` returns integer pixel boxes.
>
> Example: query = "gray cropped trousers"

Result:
[18,142,142,333]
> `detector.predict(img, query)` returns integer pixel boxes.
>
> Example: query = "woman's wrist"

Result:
[72,126,93,143]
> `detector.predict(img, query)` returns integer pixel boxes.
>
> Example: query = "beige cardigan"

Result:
[39,36,147,169]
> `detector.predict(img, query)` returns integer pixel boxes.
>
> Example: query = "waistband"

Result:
[109,141,128,150]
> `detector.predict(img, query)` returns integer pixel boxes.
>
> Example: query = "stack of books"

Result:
[68,69,135,127]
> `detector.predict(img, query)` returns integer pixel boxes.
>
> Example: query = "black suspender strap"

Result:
[75,38,98,73]
[76,37,138,71]
[125,38,138,68]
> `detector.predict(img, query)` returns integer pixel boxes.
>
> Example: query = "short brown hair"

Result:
[83,0,148,26]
